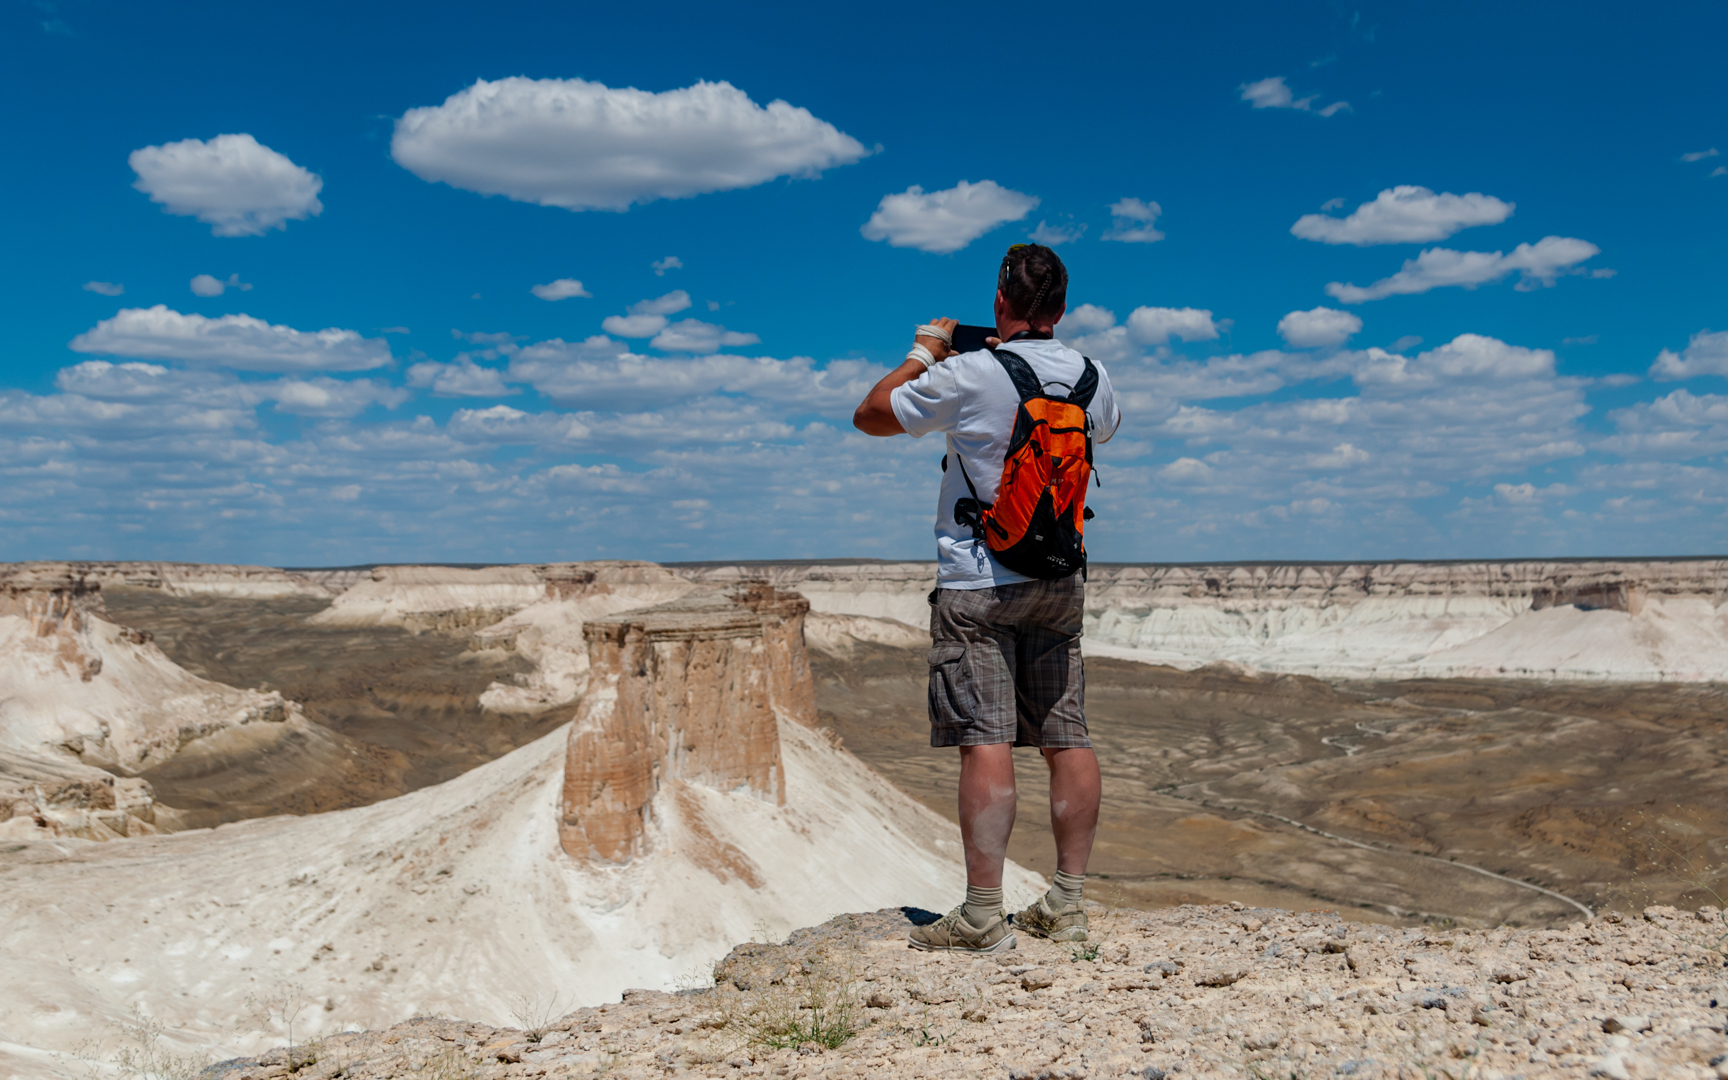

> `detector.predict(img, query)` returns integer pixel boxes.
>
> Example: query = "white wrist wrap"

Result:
[907,343,936,370]
[916,323,953,346]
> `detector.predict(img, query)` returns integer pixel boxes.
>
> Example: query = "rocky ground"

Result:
[208,903,1728,1080]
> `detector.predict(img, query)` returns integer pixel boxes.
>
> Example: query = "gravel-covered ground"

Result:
[207,902,1728,1080]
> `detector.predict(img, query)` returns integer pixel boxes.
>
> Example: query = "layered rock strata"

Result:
[205,903,1728,1080]
[675,558,1728,680]
[0,563,305,840]
[560,584,815,864]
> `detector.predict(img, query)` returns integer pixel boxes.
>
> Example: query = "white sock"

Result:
[1047,870,1084,909]
[962,884,1003,927]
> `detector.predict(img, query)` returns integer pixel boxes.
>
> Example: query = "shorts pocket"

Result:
[927,643,978,730]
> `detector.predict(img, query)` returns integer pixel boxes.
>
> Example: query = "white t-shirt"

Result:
[890,337,1120,589]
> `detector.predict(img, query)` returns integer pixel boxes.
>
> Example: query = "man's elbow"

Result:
[853,399,902,436]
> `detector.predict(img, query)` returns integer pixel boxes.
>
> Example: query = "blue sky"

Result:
[3,0,1724,565]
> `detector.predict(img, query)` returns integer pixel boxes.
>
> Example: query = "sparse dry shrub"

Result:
[508,992,573,1044]
[73,1006,211,1080]
[405,1042,482,1080]
[711,940,864,1051]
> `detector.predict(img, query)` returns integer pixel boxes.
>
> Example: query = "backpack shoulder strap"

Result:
[988,348,1044,403]
[1068,355,1100,409]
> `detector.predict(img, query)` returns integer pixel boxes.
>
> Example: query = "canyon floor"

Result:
[104,588,1728,931]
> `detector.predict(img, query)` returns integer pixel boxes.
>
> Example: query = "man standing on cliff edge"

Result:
[852,244,1121,952]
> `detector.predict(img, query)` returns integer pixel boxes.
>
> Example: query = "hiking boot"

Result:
[1014,895,1089,942]
[907,907,1016,953]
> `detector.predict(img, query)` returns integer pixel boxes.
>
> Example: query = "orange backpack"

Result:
[952,348,1099,580]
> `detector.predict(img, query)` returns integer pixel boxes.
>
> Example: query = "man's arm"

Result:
[852,318,959,436]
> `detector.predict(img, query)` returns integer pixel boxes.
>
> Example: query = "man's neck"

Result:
[994,319,1056,341]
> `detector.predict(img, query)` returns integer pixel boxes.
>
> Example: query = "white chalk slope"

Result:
[0,717,1042,1077]
[0,614,295,774]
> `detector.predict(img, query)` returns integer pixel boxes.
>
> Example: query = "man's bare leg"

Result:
[957,743,1017,888]
[1044,746,1100,875]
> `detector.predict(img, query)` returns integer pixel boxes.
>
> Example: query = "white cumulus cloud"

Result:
[1649,329,1728,380]
[1028,220,1085,245]
[652,256,683,276]
[1291,185,1514,245]
[601,291,693,338]
[190,273,252,297]
[82,281,123,297]
[406,356,516,397]
[391,78,868,212]
[1127,306,1223,345]
[531,278,591,301]
[69,305,392,373]
[1101,198,1164,244]
[129,134,323,237]
[650,319,760,353]
[1238,76,1348,116]
[1680,148,1719,163]
[1278,307,1362,348]
[1325,236,1602,303]
[860,180,1038,254]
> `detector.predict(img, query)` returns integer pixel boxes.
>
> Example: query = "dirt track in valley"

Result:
[812,642,1728,928]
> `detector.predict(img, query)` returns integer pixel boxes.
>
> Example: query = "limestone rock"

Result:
[560,584,815,863]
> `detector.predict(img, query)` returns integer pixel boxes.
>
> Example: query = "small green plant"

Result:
[715,944,863,1052]
[910,1019,951,1047]
[1067,941,1101,962]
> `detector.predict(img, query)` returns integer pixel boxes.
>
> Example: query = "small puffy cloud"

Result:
[1307,443,1371,469]
[1713,166,1727,178]
[1127,306,1223,345]
[391,77,867,212]
[70,305,391,373]
[860,180,1038,254]
[190,273,252,297]
[269,377,409,418]
[1101,198,1164,244]
[1278,307,1362,348]
[650,319,760,353]
[652,256,683,276]
[1389,335,1422,352]
[129,134,323,237]
[406,356,516,397]
[1159,457,1214,483]
[1291,185,1514,246]
[1062,304,1117,335]
[1325,236,1601,303]
[1649,329,1728,380]
[1238,76,1347,116]
[1028,220,1085,245]
[602,290,693,337]
[1680,148,1719,162]
[83,281,123,297]
[530,278,591,301]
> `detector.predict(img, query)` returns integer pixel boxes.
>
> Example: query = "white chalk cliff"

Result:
[0,565,308,840]
[677,558,1728,681]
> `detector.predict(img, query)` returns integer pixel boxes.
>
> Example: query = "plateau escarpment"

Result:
[0,564,312,840]
[676,558,1728,681]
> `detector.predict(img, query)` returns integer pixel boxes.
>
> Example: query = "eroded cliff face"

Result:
[676,559,1728,680]
[559,584,816,864]
[0,563,305,840]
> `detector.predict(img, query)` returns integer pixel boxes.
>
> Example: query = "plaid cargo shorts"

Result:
[926,576,1089,748]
